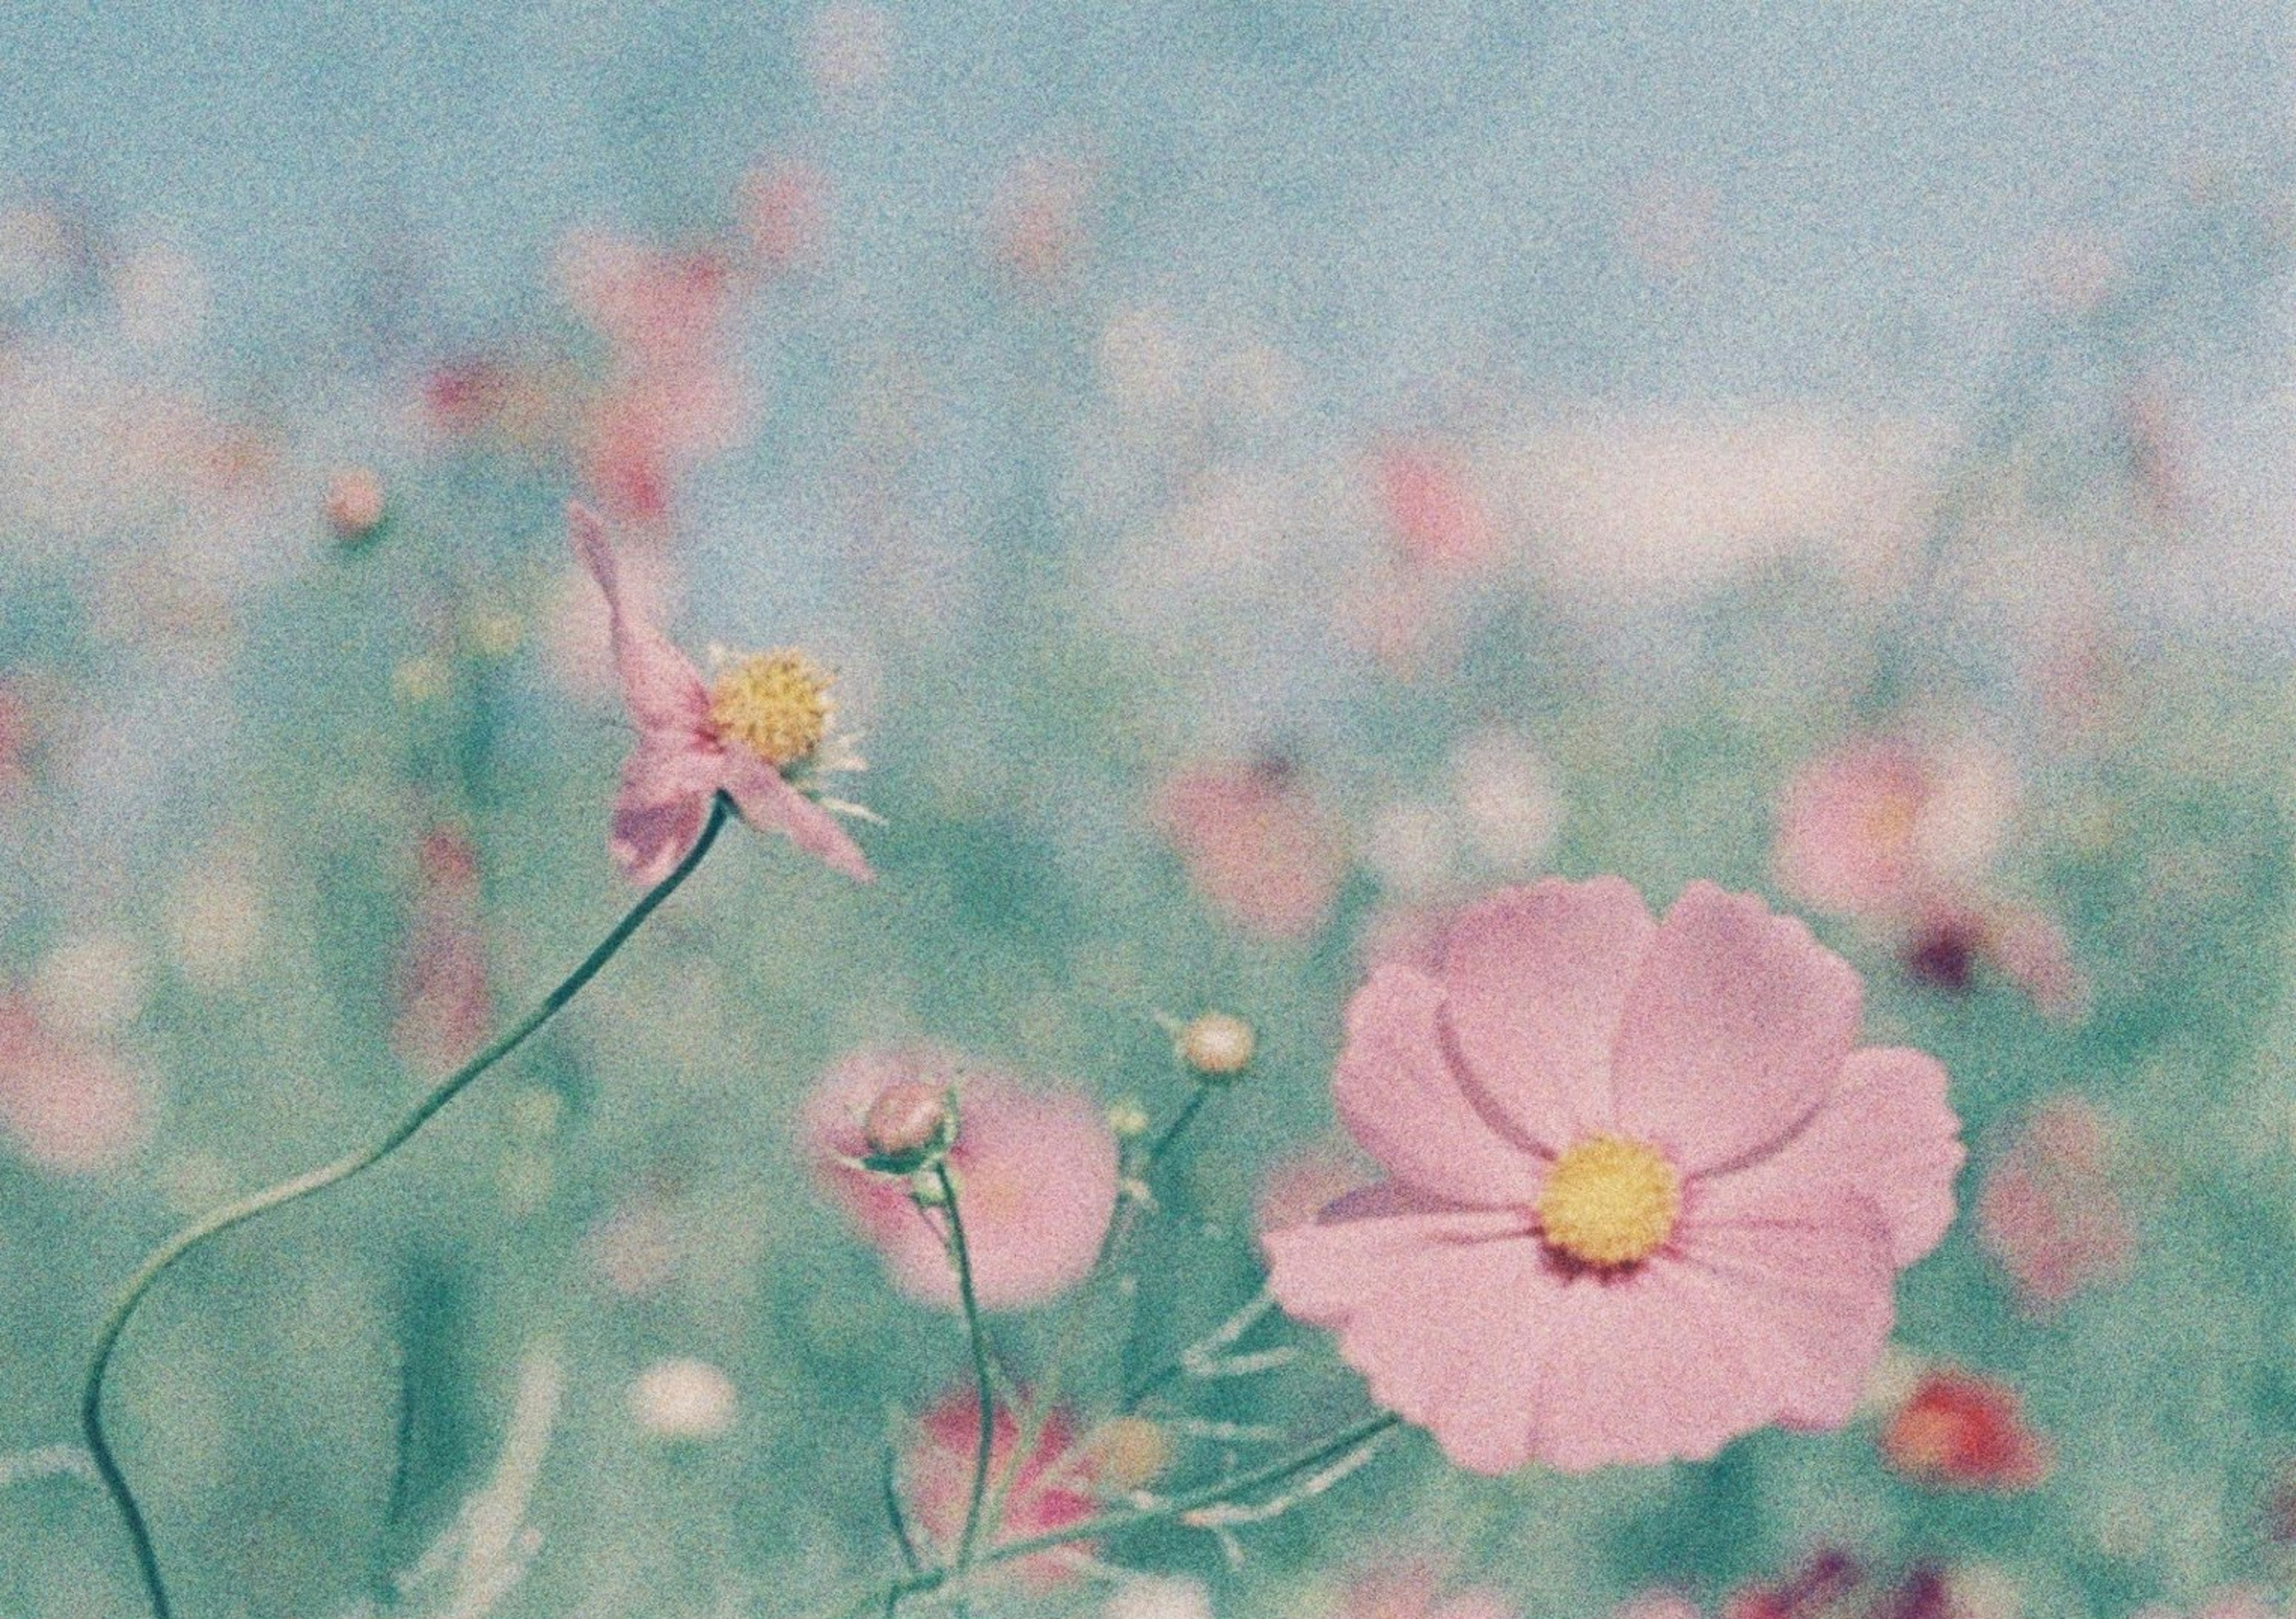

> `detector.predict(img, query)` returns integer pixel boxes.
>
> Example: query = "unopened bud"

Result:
[860,1081,955,1174]
[324,467,387,545]
[1177,1012,1254,1079]
[1107,1099,1150,1138]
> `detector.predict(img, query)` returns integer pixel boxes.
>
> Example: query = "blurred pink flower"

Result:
[1339,1563,1518,1619]
[805,1047,1118,1311]
[0,995,148,1172]
[1375,444,1501,575]
[560,234,751,527]
[740,159,830,273]
[569,502,871,884]
[392,826,493,1071]
[1772,737,2013,920]
[1718,1550,1862,1619]
[0,679,35,799]
[905,1387,1097,1588]
[1975,1097,2134,1313]
[1151,759,1347,942]
[1263,879,1962,1473]
[989,153,1095,289]
[1878,1368,2050,1492]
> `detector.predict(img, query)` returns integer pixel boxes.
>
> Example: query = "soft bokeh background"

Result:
[3,5,2295,1617]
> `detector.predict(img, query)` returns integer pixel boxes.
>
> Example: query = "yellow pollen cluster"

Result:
[1536,1136,1681,1268]
[707,649,831,769]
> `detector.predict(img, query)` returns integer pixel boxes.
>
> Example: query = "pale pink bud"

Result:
[863,1080,954,1168]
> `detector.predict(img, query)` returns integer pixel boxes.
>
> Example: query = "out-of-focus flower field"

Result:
[5,6,2296,1618]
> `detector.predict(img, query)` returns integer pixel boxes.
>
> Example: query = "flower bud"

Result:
[860,1081,955,1174]
[1177,1012,1254,1079]
[1086,1415,1173,1490]
[1107,1099,1150,1138]
[324,467,386,545]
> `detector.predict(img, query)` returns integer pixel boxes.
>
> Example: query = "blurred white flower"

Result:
[629,1357,738,1440]
[33,930,153,1035]
[164,848,268,991]
[1449,731,1559,872]
[1479,406,1934,599]
[1364,801,1460,900]
[1104,1577,1213,1619]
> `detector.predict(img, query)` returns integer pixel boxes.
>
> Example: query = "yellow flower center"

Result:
[1536,1136,1681,1268]
[707,649,831,769]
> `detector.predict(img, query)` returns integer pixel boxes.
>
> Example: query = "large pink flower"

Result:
[569,502,871,884]
[1263,878,1962,1473]
[805,1047,1119,1311]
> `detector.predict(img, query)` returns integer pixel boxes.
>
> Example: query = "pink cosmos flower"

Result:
[0,994,148,1172]
[569,502,871,884]
[905,1388,1098,1589]
[1151,759,1348,942]
[1974,1098,2134,1313]
[1772,738,2011,921]
[805,1047,1118,1311]
[1263,878,1963,1473]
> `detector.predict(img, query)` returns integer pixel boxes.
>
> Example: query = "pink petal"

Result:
[1608,883,1862,1174]
[1699,1046,1964,1266]
[1667,1184,1898,1432]
[1332,964,1549,1208]
[609,735,722,885]
[720,750,874,882]
[567,501,709,734]
[1266,1180,1897,1473]
[1436,878,1656,1150]
[1263,1195,1547,1472]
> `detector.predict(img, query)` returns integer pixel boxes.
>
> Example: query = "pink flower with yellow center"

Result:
[1772,737,2011,921]
[805,1047,1119,1311]
[1263,878,1963,1473]
[568,502,872,885]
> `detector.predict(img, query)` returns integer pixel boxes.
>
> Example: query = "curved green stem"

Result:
[933,1161,996,1576]
[83,795,734,1619]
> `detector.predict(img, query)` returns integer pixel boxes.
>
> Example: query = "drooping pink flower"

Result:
[1151,759,1348,942]
[1877,1368,2050,1492]
[805,1047,1118,1311]
[392,826,493,1071]
[569,502,871,884]
[905,1387,1098,1588]
[1262,878,1963,1473]
[1772,738,2012,921]
[0,995,148,1172]
[1975,1097,2134,1313]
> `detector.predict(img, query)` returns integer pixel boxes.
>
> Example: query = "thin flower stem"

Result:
[978,1073,1223,1540]
[868,1412,1402,1612]
[880,1449,923,1577]
[83,794,735,1619]
[933,1162,996,1576]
